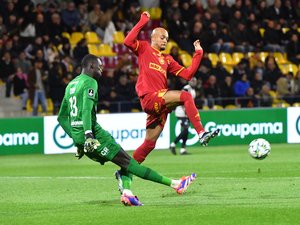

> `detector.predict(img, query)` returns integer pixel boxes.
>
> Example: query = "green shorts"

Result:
[73,124,121,165]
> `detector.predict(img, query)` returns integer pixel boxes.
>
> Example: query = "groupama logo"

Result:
[0,132,39,146]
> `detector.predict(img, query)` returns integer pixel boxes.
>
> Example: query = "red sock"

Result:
[133,139,156,163]
[180,91,205,134]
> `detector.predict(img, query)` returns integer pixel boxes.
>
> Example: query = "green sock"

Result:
[127,158,172,186]
[120,169,133,189]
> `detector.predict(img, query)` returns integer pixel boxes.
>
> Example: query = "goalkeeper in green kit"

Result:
[57,54,196,206]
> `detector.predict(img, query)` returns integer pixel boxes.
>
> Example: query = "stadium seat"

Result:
[208,53,219,67]
[219,52,234,66]
[62,32,70,40]
[85,31,101,44]
[113,31,125,44]
[180,53,192,67]
[286,64,298,76]
[163,40,178,54]
[274,52,288,64]
[225,104,237,109]
[259,28,265,37]
[259,52,269,63]
[149,7,162,20]
[269,90,283,104]
[272,102,290,108]
[131,108,140,112]
[212,105,223,110]
[101,56,119,69]
[293,102,300,107]
[98,44,116,57]
[47,98,53,113]
[69,32,84,46]
[87,44,100,56]
[202,105,210,110]
[232,52,244,65]
[282,27,290,34]
[99,109,110,114]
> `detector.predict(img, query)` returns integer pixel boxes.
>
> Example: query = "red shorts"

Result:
[140,89,171,128]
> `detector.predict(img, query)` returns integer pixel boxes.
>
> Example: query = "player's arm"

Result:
[82,80,100,152]
[168,40,203,81]
[123,11,150,51]
[57,97,73,138]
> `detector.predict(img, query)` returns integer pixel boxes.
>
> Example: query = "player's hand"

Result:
[84,133,100,153]
[75,145,84,160]
[141,11,150,21]
[193,40,203,51]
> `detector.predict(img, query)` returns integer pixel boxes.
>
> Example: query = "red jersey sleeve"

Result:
[167,50,203,81]
[124,13,150,53]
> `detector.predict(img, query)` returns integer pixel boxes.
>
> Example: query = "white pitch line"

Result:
[0,176,299,180]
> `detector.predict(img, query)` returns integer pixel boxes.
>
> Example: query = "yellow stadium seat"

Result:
[293,102,300,107]
[219,52,234,66]
[131,108,140,112]
[208,53,219,67]
[85,31,101,44]
[232,52,244,65]
[87,44,100,56]
[113,31,125,44]
[163,40,178,54]
[286,64,298,76]
[69,32,84,46]
[274,52,288,64]
[99,109,110,114]
[272,102,290,108]
[282,27,290,34]
[202,105,210,110]
[259,28,265,37]
[223,64,234,74]
[259,52,269,63]
[47,98,53,113]
[225,104,237,109]
[149,7,162,20]
[180,53,192,67]
[212,105,223,110]
[62,32,70,40]
[98,44,116,57]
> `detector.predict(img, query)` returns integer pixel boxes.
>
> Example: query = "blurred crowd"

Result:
[0,0,300,116]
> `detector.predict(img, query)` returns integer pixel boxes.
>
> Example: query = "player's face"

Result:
[152,29,168,51]
[93,58,103,77]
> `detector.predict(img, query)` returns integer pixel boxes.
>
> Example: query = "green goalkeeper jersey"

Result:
[58,73,98,145]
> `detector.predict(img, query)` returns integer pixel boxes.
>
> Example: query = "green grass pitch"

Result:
[0,144,300,225]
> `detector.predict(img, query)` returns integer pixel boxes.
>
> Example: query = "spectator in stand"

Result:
[211,61,230,82]
[232,59,251,81]
[282,0,297,21]
[286,33,300,64]
[24,36,44,60]
[234,73,250,97]
[15,51,32,75]
[276,73,296,105]
[48,56,68,114]
[0,51,15,97]
[203,75,221,108]
[246,22,263,51]
[255,0,268,22]
[207,22,222,53]
[28,59,48,116]
[0,16,7,37]
[263,55,282,90]
[73,38,89,65]
[34,13,48,38]
[251,71,265,95]
[232,22,253,53]
[266,0,285,23]
[88,4,103,30]
[240,87,258,108]
[13,67,29,110]
[263,20,284,52]
[217,0,231,23]
[294,71,300,102]
[61,2,81,33]
[47,13,64,43]
[259,84,273,107]
[220,75,235,107]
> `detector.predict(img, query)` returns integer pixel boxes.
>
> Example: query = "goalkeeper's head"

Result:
[81,54,103,78]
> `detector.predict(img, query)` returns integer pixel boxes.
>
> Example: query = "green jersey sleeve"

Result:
[82,78,98,134]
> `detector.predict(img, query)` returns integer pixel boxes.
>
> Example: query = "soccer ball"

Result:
[248,138,271,160]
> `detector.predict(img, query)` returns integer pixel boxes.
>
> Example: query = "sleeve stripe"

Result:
[175,67,184,76]
[134,40,140,51]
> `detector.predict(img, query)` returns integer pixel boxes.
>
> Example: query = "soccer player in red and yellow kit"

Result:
[123,11,220,163]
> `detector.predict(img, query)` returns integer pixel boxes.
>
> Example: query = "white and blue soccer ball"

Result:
[248,138,271,160]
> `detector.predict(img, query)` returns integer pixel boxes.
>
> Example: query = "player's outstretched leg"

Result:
[199,129,220,146]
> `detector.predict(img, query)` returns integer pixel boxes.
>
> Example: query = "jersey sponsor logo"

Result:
[71,121,83,126]
[88,89,95,97]
[149,62,166,76]
[0,132,39,146]
[205,121,283,139]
